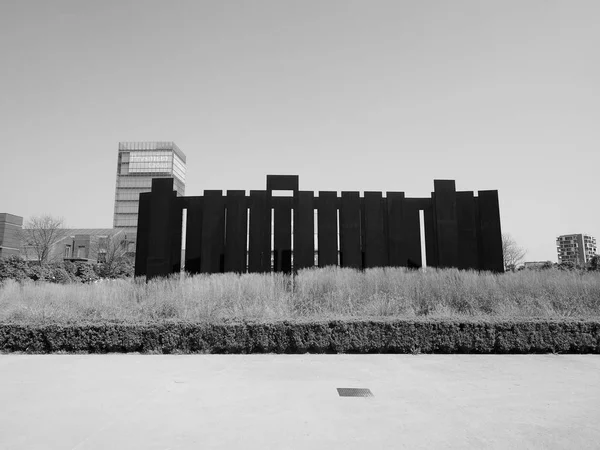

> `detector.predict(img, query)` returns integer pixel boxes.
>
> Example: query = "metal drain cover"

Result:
[337,388,373,397]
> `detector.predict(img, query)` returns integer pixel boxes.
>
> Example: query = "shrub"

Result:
[94,258,134,279]
[0,320,598,354]
[0,258,106,284]
[49,265,73,284]
[73,262,99,283]
[27,263,53,282]
[0,256,30,283]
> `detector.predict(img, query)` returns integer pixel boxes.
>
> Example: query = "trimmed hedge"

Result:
[1,319,599,354]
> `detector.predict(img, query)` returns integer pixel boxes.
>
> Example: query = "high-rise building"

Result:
[556,234,597,265]
[113,142,186,239]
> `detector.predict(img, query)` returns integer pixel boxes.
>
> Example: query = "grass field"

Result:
[1,267,599,324]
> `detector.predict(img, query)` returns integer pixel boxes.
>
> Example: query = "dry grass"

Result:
[1,267,599,324]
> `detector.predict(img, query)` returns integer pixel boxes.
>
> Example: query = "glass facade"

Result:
[113,142,186,236]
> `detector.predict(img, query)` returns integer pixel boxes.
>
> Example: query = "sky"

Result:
[1,0,599,263]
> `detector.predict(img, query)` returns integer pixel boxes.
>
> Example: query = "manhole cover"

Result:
[337,388,373,397]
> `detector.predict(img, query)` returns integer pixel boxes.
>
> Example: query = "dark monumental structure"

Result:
[135,175,503,279]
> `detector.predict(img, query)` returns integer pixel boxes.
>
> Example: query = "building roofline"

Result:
[0,213,24,225]
[117,141,186,163]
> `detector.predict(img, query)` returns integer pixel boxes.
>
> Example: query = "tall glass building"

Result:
[113,142,186,238]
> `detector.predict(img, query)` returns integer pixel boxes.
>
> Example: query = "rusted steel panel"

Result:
[225,191,247,273]
[293,191,314,271]
[364,192,387,268]
[386,192,405,268]
[134,192,151,277]
[200,190,225,274]
[433,180,458,268]
[477,190,504,273]
[423,199,437,268]
[146,178,176,279]
[340,191,361,269]
[169,197,184,274]
[317,191,338,267]
[184,197,203,275]
[248,191,270,273]
[266,175,299,192]
[456,191,478,270]
[403,198,422,268]
[273,200,292,274]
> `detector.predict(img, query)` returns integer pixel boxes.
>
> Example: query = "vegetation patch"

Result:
[2,267,600,324]
[1,319,598,354]
[2,266,600,353]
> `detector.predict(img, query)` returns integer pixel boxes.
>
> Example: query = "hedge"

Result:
[1,319,599,354]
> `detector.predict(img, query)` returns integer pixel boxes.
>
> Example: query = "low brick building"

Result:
[0,213,24,258]
[0,213,134,263]
[22,229,136,263]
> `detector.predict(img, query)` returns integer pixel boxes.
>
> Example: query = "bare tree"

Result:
[93,231,134,278]
[20,215,68,265]
[502,233,527,270]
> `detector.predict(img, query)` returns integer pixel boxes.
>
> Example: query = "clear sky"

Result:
[1,0,599,262]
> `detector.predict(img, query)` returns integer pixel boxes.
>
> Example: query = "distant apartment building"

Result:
[113,142,186,241]
[556,234,597,265]
[0,213,23,258]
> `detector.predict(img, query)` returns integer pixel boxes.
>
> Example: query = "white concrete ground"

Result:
[0,354,599,450]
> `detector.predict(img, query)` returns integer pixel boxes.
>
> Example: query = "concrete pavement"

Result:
[0,354,599,449]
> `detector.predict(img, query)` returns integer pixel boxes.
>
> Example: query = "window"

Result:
[116,178,153,189]
[98,237,108,251]
[116,191,146,201]
[115,204,139,214]
[77,246,86,258]
[64,245,71,258]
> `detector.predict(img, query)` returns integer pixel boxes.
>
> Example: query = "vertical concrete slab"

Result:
[317,192,338,267]
[293,191,314,271]
[248,191,270,273]
[456,191,478,270]
[200,191,225,274]
[146,178,176,279]
[433,180,458,268]
[184,197,203,275]
[339,191,362,269]
[364,192,388,268]
[477,190,504,273]
[403,198,422,268]
[224,191,247,273]
[386,192,405,268]
[134,192,150,277]
[273,198,292,274]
